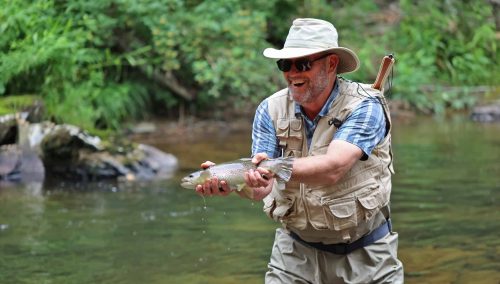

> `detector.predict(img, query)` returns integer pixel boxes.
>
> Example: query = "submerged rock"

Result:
[471,104,500,123]
[0,144,44,183]
[0,114,178,183]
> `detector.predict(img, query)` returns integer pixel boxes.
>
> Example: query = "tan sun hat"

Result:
[263,18,360,74]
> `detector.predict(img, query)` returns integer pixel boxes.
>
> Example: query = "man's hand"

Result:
[195,161,232,196]
[244,153,273,189]
[237,153,274,200]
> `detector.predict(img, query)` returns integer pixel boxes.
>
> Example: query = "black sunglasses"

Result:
[276,53,331,72]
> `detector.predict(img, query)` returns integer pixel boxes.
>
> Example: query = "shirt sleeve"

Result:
[333,98,387,160]
[251,99,280,158]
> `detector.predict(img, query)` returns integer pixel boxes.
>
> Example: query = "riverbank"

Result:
[126,98,418,145]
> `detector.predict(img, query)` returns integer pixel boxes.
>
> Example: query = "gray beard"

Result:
[290,66,330,105]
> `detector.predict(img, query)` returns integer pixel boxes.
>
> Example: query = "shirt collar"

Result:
[294,78,339,120]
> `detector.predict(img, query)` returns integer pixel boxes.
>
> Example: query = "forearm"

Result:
[289,140,362,186]
[290,156,342,185]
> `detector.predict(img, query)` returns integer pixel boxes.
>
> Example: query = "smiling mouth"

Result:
[290,79,306,87]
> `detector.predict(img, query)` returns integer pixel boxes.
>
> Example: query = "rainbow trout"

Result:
[180,157,294,196]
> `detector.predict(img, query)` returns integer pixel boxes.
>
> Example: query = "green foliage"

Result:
[0,0,153,129]
[390,0,498,113]
[0,95,40,115]
[0,0,498,130]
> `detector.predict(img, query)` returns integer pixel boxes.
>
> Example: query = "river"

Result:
[0,115,499,283]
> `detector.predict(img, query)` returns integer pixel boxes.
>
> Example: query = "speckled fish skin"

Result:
[180,157,293,191]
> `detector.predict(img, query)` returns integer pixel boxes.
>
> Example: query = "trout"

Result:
[180,157,294,197]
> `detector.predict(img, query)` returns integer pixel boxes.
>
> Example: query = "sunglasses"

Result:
[276,53,331,72]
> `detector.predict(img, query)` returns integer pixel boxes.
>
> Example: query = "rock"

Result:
[0,144,44,183]
[128,122,157,134]
[471,104,500,122]
[0,112,28,145]
[0,145,20,179]
[0,114,179,183]
[134,144,178,179]
[37,123,177,181]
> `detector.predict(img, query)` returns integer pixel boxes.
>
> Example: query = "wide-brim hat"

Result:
[263,18,360,74]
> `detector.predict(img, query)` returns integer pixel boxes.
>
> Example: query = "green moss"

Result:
[0,95,41,115]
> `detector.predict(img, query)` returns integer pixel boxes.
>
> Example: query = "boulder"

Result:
[471,104,500,122]
[0,144,44,183]
[38,123,178,181]
[0,115,178,183]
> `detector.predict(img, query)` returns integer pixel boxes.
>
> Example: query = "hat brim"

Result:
[263,47,360,74]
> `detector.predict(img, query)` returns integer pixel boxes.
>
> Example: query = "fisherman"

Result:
[196,18,404,283]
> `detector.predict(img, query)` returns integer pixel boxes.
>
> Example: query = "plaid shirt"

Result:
[251,79,386,160]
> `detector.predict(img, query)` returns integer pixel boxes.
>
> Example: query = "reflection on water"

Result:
[0,115,499,284]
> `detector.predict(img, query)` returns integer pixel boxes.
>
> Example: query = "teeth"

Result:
[290,79,305,86]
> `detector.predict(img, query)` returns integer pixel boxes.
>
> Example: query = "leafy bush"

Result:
[0,0,498,130]
[390,0,498,112]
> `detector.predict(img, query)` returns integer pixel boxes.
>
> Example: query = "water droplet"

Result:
[0,224,9,231]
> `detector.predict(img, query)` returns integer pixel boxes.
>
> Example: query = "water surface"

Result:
[0,115,499,283]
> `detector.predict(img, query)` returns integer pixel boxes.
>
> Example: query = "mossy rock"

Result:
[0,95,44,122]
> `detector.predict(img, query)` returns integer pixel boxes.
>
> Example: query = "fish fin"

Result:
[274,157,294,182]
[276,179,286,191]
[236,183,246,191]
[238,185,254,199]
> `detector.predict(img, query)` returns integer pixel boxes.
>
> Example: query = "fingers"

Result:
[256,167,273,180]
[218,181,232,196]
[245,169,271,188]
[195,177,232,196]
[200,161,216,169]
[251,153,269,165]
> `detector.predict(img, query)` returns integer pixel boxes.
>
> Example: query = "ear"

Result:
[328,54,339,73]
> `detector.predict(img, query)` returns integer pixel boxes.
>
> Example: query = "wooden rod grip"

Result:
[372,54,395,91]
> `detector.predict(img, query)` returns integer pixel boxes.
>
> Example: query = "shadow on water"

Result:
[0,115,499,283]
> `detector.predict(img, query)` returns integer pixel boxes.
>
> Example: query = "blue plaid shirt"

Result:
[252,79,386,160]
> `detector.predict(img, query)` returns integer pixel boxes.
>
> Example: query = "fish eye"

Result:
[189,174,193,178]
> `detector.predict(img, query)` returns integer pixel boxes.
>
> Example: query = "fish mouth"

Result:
[180,178,195,189]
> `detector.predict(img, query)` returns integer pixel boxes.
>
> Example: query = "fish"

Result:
[180,157,294,198]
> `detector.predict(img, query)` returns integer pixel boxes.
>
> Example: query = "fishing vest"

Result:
[263,77,395,244]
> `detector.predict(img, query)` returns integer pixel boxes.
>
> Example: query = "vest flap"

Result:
[329,200,356,218]
[358,192,380,210]
[290,118,302,131]
[277,119,289,131]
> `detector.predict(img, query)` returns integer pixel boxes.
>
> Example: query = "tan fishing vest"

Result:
[263,78,395,244]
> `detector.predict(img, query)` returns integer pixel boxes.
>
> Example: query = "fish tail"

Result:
[275,157,294,182]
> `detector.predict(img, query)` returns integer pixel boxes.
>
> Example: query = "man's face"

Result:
[282,54,331,105]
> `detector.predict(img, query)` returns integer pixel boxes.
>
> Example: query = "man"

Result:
[196,18,404,283]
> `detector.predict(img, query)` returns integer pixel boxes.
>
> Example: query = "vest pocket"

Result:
[289,118,302,139]
[305,180,384,232]
[327,198,357,231]
[306,194,358,231]
[276,119,289,139]
[263,188,296,222]
[357,186,384,221]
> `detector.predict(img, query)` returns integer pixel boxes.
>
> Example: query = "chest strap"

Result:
[289,219,392,255]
